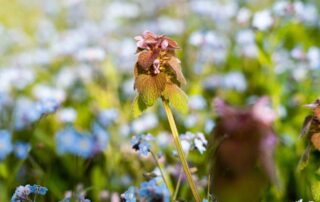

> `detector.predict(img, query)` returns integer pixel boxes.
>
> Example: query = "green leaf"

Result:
[132,95,148,118]
[312,181,320,201]
[134,73,166,106]
[300,115,313,137]
[162,83,188,114]
[166,57,186,86]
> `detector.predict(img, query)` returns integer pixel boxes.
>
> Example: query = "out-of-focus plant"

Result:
[132,31,201,201]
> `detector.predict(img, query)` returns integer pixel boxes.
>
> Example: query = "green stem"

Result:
[173,167,183,201]
[162,100,201,202]
[150,151,173,195]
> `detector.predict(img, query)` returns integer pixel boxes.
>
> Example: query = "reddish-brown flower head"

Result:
[132,31,188,117]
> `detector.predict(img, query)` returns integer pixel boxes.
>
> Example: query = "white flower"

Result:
[252,10,273,31]
[237,7,251,24]
[57,108,77,123]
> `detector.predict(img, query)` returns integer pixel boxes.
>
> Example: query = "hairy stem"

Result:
[162,100,201,202]
[150,151,174,195]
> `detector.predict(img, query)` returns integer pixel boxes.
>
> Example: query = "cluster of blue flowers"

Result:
[14,98,60,130]
[131,133,154,156]
[122,178,170,202]
[0,130,31,161]
[11,184,48,202]
[179,132,208,155]
[55,123,108,159]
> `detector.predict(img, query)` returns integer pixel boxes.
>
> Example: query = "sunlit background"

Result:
[1,0,320,201]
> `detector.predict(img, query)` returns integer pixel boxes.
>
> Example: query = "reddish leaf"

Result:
[166,57,186,86]
[137,51,155,70]
[311,133,320,151]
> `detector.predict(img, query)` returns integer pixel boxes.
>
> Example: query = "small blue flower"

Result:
[139,178,170,202]
[74,134,94,158]
[11,185,31,202]
[92,122,109,152]
[122,186,136,202]
[97,108,118,126]
[11,184,48,202]
[138,142,150,156]
[131,134,153,156]
[36,98,60,115]
[14,141,31,159]
[29,185,48,195]
[0,130,13,160]
[55,127,78,155]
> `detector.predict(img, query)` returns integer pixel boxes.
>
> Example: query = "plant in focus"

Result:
[299,98,320,168]
[133,31,187,116]
[132,31,201,202]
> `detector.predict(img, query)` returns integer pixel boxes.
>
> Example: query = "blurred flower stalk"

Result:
[132,31,201,202]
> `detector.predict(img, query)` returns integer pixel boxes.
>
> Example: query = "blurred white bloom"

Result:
[272,50,294,74]
[77,65,93,84]
[122,79,135,97]
[189,95,206,110]
[75,47,106,62]
[277,105,287,119]
[184,114,198,128]
[51,30,88,56]
[158,16,184,35]
[15,49,53,66]
[36,19,57,45]
[236,29,258,58]
[237,7,251,24]
[223,72,247,92]
[56,67,77,89]
[294,2,318,26]
[307,46,320,69]
[0,67,35,92]
[189,0,215,16]
[120,124,130,137]
[156,132,171,147]
[252,10,273,31]
[105,2,139,19]
[181,139,191,153]
[57,108,77,123]
[291,46,305,60]
[292,66,307,81]
[272,1,292,17]
[189,31,204,46]
[204,119,215,134]
[205,31,230,64]
[132,113,158,134]
[32,84,66,102]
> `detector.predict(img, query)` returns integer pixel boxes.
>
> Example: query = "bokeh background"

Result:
[0,0,320,201]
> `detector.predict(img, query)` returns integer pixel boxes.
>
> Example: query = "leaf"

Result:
[312,181,320,201]
[134,73,166,106]
[166,57,186,86]
[137,50,158,69]
[311,133,320,151]
[132,95,148,118]
[298,143,311,171]
[162,83,188,114]
[300,115,313,137]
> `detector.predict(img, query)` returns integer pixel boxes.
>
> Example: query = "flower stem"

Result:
[150,151,174,195]
[173,167,183,201]
[162,100,201,202]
